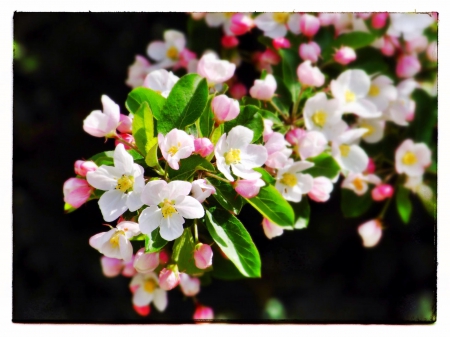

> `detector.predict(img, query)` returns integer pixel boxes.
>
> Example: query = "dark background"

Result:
[13,12,436,323]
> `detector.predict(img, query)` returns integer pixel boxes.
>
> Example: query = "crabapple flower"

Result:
[63,177,93,208]
[371,184,394,201]
[379,36,397,56]
[86,143,145,222]
[133,305,151,317]
[384,79,417,126]
[371,13,389,29]
[388,13,434,41]
[122,258,137,278]
[299,42,321,63]
[275,161,314,202]
[297,61,325,87]
[139,180,204,241]
[334,46,357,65]
[365,75,398,112]
[100,256,123,277]
[264,132,292,169]
[298,131,327,160]
[146,30,186,69]
[158,129,195,170]
[205,13,234,35]
[229,82,247,100]
[117,114,133,134]
[249,74,277,101]
[395,139,431,177]
[396,54,421,78]
[83,95,120,138]
[308,177,333,202]
[319,13,339,26]
[159,266,180,291]
[143,69,179,98]
[358,219,383,248]
[74,160,98,177]
[215,125,268,182]
[221,35,239,48]
[262,218,284,239]
[126,55,152,88]
[273,37,291,49]
[194,304,214,320]
[230,13,254,36]
[89,221,141,262]
[358,118,385,144]
[300,14,320,37]
[405,35,428,54]
[286,128,306,147]
[191,179,216,203]
[114,133,135,150]
[197,53,236,85]
[263,119,274,142]
[254,12,295,39]
[179,273,200,297]
[211,95,240,124]
[133,248,159,274]
[332,128,370,173]
[193,138,214,158]
[234,178,265,199]
[130,272,168,310]
[365,158,376,174]
[194,243,213,270]
[341,172,381,196]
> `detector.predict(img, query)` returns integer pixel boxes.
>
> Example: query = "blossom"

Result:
[300,14,320,37]
[358,118,385,144]
[297,61,325,87]
[89,221,141,262]
[230,13,254,36]
[133,248,159,274]
[179,273,200,297]
[191,179,216,203]
[275,161,314,202]
[299,42,321,63]
[331,128,370,173]
[358,219,383,248]
[395,139,431,177]
[405,35,428,54]
[254,12,300,39]
[86,144,145,222]
[262,218,284,239]
[100,256,124,277]
[63,178,93,208]
[205,13,234,35]
[125,55,152,88]
[272,37,291,49]
[211,95,240,124]
[371,13,389,29]
[341,172,381,196]
[308,177,333,202]
[159,266,180,291]
[146,30,186,69]
[249,74,277,101]
[384,79,417,126]
[221,35,239,48]
[139,180,204,241]
[263,119,275,142]
[143,69,179,98]
[194,138,214,158]
[371,184,394,201]
[298,131,327,160]
[215,125,268,182]
[117,114,133,134]
[396,54,421,78]
[194,304,214,320]
[158,129,195,170]
[365,75,398,112]
[234,179,265,199]
[197,53,236,85]
[387,13,434,41]
[83,95,120,138]
[194,243,213,269]
[130,272,168,310]
[264,132,292,169]
[334,46,357,65]
[229,82,248,100]
[286,128,306,146]
[114,133,135,150]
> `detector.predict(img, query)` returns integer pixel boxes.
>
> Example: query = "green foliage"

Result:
[205,208,261,278]
[132,102,156,155]
[172,228,205,275]
[409,89,437,145]
[211,246,247,280]
[279,49,301,101]
[341,189,373,218]
[396,185,412,224]
[254,167,276,185]
[290,198,310,229]
[223,105,264,143]
[144,229,168,253]
[126,87,166,120]
[239,96,261,108]
[271,75,292,114]
[199,95,214,138]
[303,153,341,179]
[206,175,245,214]
[167,155,215,181]
[187,16,221,54]
[89,150,114,166]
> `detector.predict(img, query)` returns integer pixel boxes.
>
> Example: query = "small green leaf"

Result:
[206,175,244,214]
[211,247,247,280]
[167,155,215,181]
[206,124,224,162]
[239,96,261,108]
[304,153,341,179]
[158,74,208,134]
[172,228,205,275]
[341,189,373,218]
[145,229,168,253]
[258,109,282,125]
[199,96,214,138]
[272,75,292,115]
[333,32,376,50]
[254,167,276,185]
[205,208,261,278]
[64,202,77,213]
[245,184,295,227]
[410,89,437,145]
[144,139,159,168]
[290,198,310,229]
[89,150,114,166]
[223,105,264,143]
[130,234,146,241]
[279,49,301,101]
[132,102,155,155]
[126,87,166,120]
[396,185,412,224]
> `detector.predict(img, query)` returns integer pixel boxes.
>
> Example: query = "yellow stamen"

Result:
[224,149,241,165]
[360,123,375,137]
[273,12,290,24]
[116,175,134,193]
[345,90,356,103]
[143,278,158,293]
[166,46,179,60]
[339,144,351,157]
[280,173,298,187]
[109,230,125,248]
[353,177,364,192]
[168,142,181,156]
[224,12,234,18]
[368,84,380,97]
[312,110,327,127]
[402,151,417,165]
[161,199,177,218]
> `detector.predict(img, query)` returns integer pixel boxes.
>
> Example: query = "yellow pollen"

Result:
[368,84,380,97]
[339,144,351,157]
[109,230,125,248]
[345,90,356,103]
[402,151,417,165]
[161,199,177,218]
[353,177,364,191]
[273,12,290,24]
[116,175,134,193]
[168,146,179,156]
[224,149,241,165]
[312,110,327,127]
[224,12,234,18]
[166,46,179,60]
[280,173,298,187]
[143,278,158,293]
[360,124,375,137]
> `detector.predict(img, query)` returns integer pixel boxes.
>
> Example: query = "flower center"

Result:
[109,230,125,248]
[161,199,177,218]
[353,177,364,192]
[360,123,375,137]
[224,148,241,165]
[143,278,158,293]
[168,142,181,156]
[402,151,417,165]
[273,12,289,24]
[116,175,134,193]
[312,110,327,127]
[368,84,380,97]
[339,144,351,157]
[166,46,179,60]
[280,173,298,187]
[345,90,356,103]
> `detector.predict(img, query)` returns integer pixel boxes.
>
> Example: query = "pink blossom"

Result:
[114,133,135,150]
[100,257,123,277]
[194,138,214,158]
[334,46,357,65]
[179,273,200,297]
[229,82,248,100]
[299,41,321,63]
[300,14,320,37]
[178,49,197,70]
[159,250,170,265]
[159,266,180,291]
[194,243,213,269]
[126,55,151,88]
[357,13,372,20]
[297,61,325,87]
[358,219,383,248]
[263,119,274,142]
[262,218,283,239]
[308,177,333,202]
[194,304,214,320]
[191,179,216,203]
[318,13,339,26]
[230,13,254,36]
[133,248,159,274]
[249,74,277,101]
[396,54,421,78]
[211,94,240,124]
[365,158,376,174]
[83,95,120,138]
[380,36,398,57]
[63,177,93,208]
[133,304,151,317]
[264,132,292,169]
[117,114,133,134]
[272,37,291,50]
[197,53,236,85]
[405,35,428,54]
[285,128,306,146]
[234,179,265,198]
[74,160,98,177]
[260,49,280,65]
[221,35,239,49]
[298,131,327,159]
[371,184,394,201]
[372,13,389,29]
[122,259,136,277]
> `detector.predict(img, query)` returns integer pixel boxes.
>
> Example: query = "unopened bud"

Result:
[334,46,357,65]
[358,219,383,248]
[211,95,240,124]
[159,265,180,291]
[371,184,394,201]
[396,54,421,78]
[194,243,213,269]
[194,138,214,157]
[194,304,214,320]
[74,160,98,177]
[133,248,159,274]
[300,14,320,37]
[117,114,133,133]
[371,13,389,29]
[249,74,277,101]
[221,35,239,49]
[234,179,265,199]
[272,37,291,50]
[179,273,201,297]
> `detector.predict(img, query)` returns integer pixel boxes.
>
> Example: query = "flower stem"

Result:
[269,100,290,123]
[291,89,302,122]
[205,172,231,184]
[114,137,145,157]
[194,219,199,244]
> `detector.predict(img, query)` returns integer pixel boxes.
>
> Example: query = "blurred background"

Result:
[13,12,436,323]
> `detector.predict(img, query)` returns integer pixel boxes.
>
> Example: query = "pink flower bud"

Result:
[371,184,394,201]
[308,177,333,202]
[299,131,327,159]
[159,266,180,291]
[263,119,274,142]
[262,218,283,239]
[133,248,159,274]
[371,13,389,29]
[427,41,437,62]
[396,54,421,78]
[230,13,254,36]
[179,273,200,297]
[100,257,123,277]
[191,179,216,203]
[249,74,277,101]
[299,41,321,63]
[126,55,151,88]
[179,49,197,69]
[297,61,325,87]
[122,259,136,277]
[63,177,93,208]
[133,304,151,317]
[380,36,397,57]
[193,304,214,320]
[159,250,170,265]
[260,49,280,65]
[234,179,265,199]
[114,133,135,150]
[211,95,240,124]
[285,128,306,146]
[272,37,291,50]
[405,35,428,54]
[117,114,133,133]
[194,138,214,157]
[358,219,383,248]
[194,243,213,269]
[197,53,236,85]
[334,46,357,65]
[300,14,320,37]
[318,13,338,26]
[365,158,376,174]
[74,160,98,177]
[221,35,239,49]
[229,82,247,100]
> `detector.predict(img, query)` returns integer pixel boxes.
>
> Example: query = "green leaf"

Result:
[211,247,247,280]
[158,74,208,134]
[64,202,77,213]
[172,228,205,275]
[410,89,437,145]
[223,105,264,143]
[290,198,310,229]
[206,175,244,214]
[144,229,168,253]
[417,182,436,219]
[396,185,412,224]
[258,109,282,125]
[126,87,166,120]
[341,189,373,218]
[245,184,295,227]
[333,32,376,50]
[303,153,341,179]
[199,96,214,138]
[89,150,114,166]
[132,102,155,155]
[167,154,215,181]
[279,49,301,102]
[130,234,146,241]
[205,208,261,278]
[254,167,276,185]
[272,75,292,114]
[206,123,224,162]
[144,139,159,168]
[239,96,261,108]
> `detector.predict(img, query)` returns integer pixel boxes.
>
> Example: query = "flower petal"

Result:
[139,205,163,234]
[241,144,268,167]
[119,235,133,263]
[147,41,166,61]
[86,165,121,191]
[175,196,205,219]
[141,180,167,206]
[153,288,168,312]
[232,164,262,180]
[159,213,185,241]
[133,287,154,307]
[99,190,128,222]
[114,143,134,174]
[227,126,253,149]
[126,191,144,212]
[160,181,192,200]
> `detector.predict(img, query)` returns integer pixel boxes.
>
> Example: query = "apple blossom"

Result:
[197,53,236,85]
[229,82,247,100]
[262,218,284,239]
[300,14,320,37]
[139,180,204,241]
[332,128,370,173]
[297,61,325,87]
[133,248,159,274]
[358,219,383,248]
[100,256,123,277]
[249,74,277,101]
[371,184,394,201]
[211,95,240,124]
[117,114,133,134]
[191,179,216,203]
[234,178,265,198]
[126,55,152,88]
[194,304,214,320]
[114,133,135,150]
[371,13,389,29]
[122,258,137,278]
[273,37,291,49]
[86,143,145,222]
[179,273,200,297]
[275,161,314,202]
[215,125,268,182]
[405,35,428,54]
[380,36,398,56]
[74,160,98,177]
[334,46,357,65]
[133,304,151,317]
[143,69,179,98]
[264,132,292,169]
[263,119,274,142]
[158,129,195,170]
[365,75,398,112]
[221,35,239,49]
[230,13,254,36]
[159,266,180,291]
[395,139,431,177]
[384,79,417,126]
[178,49,197,70]
[388,13,434,41]
[205,13,234,35]
[63,177,93,208]
[146,30,186,69]
[194,243,213,269]
[318,13,339,26]
[298,131,327,160]
[159,250,170,265]
[83,95,120,138]
[396,54,421,78]
[254,12,294,39]
[358,118,385,143]
[308,177,333,202]
[193,138,214,158]
[130,272,168,310]
[341,172,381,196]
[299,41,321,63]
[285,128,306,146]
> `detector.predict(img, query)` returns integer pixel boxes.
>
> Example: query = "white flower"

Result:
[197,52,236,85]
[158,129,195,170]
[298,130,328,160]
[146,30,186,69]
[215,125,268,182]
[179,273,200,297]
[191,179,216,203]
[388,13,434,41]
[358,219,383,248]
[143,69,179,98]
[139,180,204,241]
[264,132,292,169]
[86,144,145,222]
[262,218,284,239]
[331,128,369,173]
[365,75,398,112]
[130,272,168,311]
[358,118,385,144]
[205,13,234,35]
[341,172,381,196]
[89,221,141,262]
[395,139,431,177]
[330,69,382,119]
[254,13,301,38]
[275,161,314,202]
[384,79,417,126]
[83,95,120,138]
